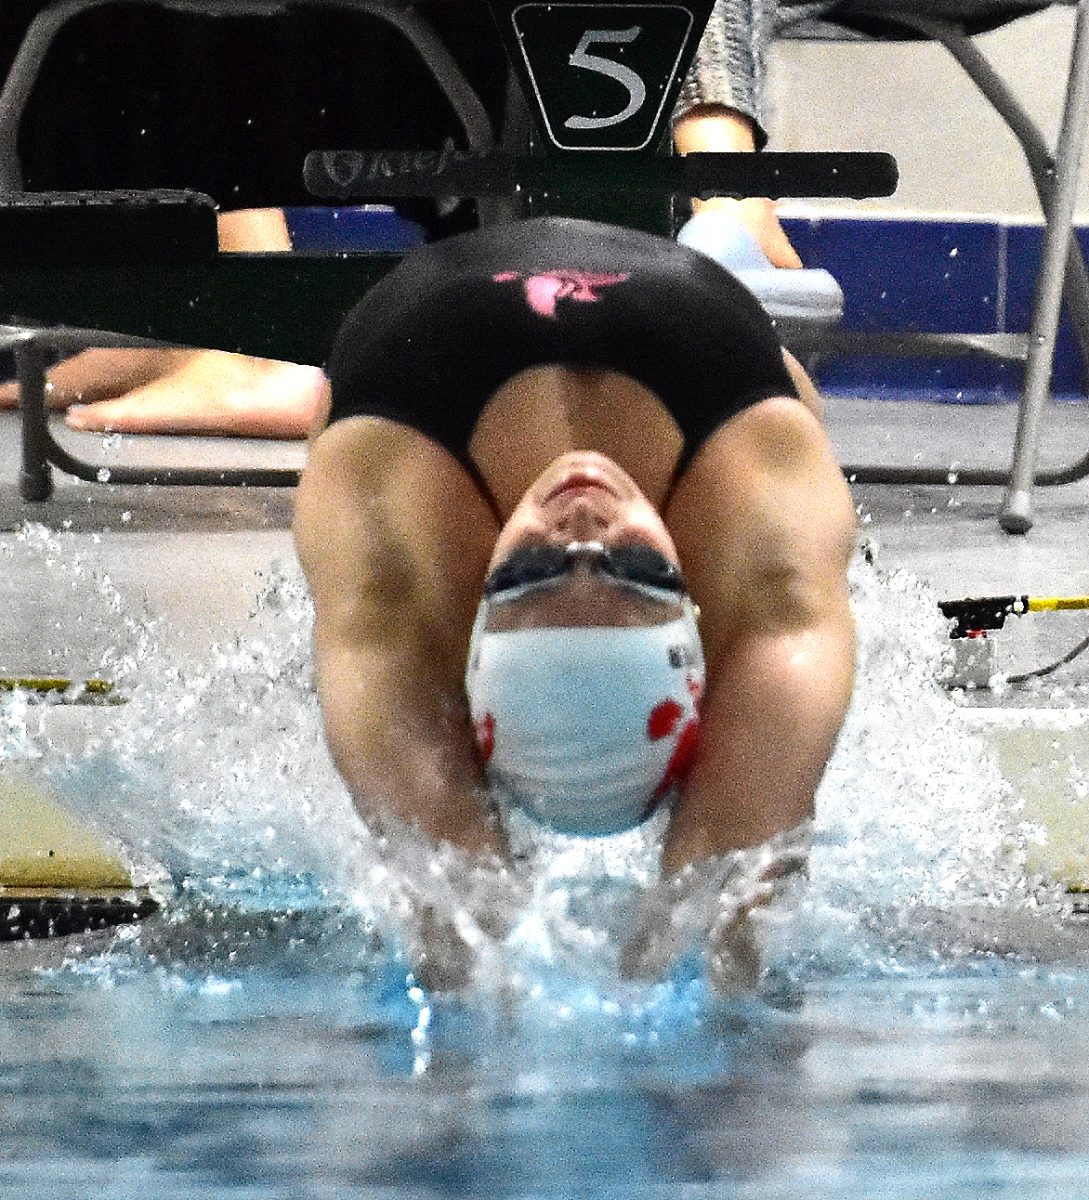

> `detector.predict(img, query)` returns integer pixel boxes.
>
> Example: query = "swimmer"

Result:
[294,216,856,876]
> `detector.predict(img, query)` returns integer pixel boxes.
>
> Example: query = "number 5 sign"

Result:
[488,1,714,151]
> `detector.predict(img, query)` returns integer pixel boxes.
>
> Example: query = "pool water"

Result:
[3,526,1089,1199]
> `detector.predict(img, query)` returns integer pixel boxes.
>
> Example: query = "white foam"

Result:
[1,526,1075,1005]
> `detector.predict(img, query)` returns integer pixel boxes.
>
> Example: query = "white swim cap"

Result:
[465,589,705,837]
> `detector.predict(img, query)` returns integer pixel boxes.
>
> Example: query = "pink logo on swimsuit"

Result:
[494,270,631,319]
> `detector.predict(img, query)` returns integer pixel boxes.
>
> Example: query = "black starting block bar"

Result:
[303,147,899,202]
[0,189,218,266]
[0,190,400,367]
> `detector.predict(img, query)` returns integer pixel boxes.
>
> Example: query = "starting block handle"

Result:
[302,148,899,202]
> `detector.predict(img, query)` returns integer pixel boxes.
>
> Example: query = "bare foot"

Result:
[0,208,325,438]
[0,347,194,410]
[61,351,330,439]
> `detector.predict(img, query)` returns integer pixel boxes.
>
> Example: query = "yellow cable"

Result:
[1027,597,1089,613]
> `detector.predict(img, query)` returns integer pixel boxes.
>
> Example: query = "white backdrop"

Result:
[768,6,1089,219]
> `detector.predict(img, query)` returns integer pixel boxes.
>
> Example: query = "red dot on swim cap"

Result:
[653,717,701,800]
[474,712,495,765]
[647,698,684,740]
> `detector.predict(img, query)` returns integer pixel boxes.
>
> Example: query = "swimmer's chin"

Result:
[534,451,637,503]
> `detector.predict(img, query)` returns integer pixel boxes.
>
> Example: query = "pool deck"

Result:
[1,396,1087,685]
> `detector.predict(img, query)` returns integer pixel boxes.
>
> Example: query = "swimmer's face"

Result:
[485,452,683,630]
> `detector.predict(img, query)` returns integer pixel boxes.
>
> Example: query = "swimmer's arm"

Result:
[293,422,504,858]
[663,398,857,873]
[309,625,500,854]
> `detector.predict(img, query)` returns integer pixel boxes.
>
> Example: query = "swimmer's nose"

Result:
[554,498,611,540]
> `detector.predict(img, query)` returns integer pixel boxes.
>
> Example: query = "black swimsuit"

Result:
[326,217,797,492]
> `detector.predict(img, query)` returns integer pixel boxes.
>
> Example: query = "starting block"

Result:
[0,0,898,500]
[0,772,157,940]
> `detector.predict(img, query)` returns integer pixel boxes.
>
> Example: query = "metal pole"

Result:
[1000,0,1089,533]
[15,337,54,501]
[920,15,1089,381]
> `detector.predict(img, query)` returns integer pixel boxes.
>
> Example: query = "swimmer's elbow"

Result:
[740,559,854,638]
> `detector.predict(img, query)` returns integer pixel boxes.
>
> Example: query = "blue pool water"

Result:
[3,526,1089,1199]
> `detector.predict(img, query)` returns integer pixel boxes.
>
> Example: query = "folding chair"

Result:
[778,0,1089,532]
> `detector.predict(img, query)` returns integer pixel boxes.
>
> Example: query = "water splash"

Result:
[0,525,1077,1013]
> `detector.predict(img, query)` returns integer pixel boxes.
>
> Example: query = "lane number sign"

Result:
[508,4,698,151]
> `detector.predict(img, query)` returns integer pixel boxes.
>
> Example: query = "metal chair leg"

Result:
[907,12,1089,392]
[1000,0,1089,532]
[14,338,54,501]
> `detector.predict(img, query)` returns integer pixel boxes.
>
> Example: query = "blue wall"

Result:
[784,217,1089,405]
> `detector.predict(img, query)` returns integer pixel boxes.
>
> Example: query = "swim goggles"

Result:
[482,540,687,602]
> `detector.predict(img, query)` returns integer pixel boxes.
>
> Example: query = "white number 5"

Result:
[564,28,647,131]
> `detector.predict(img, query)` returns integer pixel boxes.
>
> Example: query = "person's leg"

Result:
[674,0,802,268]
[0,208,330,438]
[674,106,802,269]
